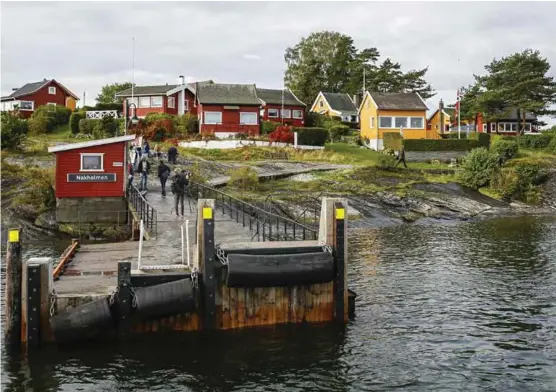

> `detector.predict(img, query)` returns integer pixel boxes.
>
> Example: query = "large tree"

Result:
[284,31,435,105]
[96,82,133,104]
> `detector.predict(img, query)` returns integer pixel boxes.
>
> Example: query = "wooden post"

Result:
[333,202,346,323]
[4,228,22,345]
[117,261,132,336]
[197,199,216,330]
[21,258,51,348]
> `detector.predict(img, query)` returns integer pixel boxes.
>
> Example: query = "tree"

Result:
[1,111,28,150]
[95,82,133,104]
[284,31,435,105]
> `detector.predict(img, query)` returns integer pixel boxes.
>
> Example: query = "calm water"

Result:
[2,216,556,391]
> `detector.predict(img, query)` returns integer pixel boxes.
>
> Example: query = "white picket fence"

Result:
[86,110,119,119]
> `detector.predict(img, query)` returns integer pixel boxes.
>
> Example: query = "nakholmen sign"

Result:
[67,173,117,182]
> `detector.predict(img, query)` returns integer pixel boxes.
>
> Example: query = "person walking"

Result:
[127,161,134,192]
[137,156,151,191]
[157,160,171,196]
[168,145,178,164]
[395,145,408,168]
[144,141,151,157]
[155,143,162,159]
[171,170,190,217]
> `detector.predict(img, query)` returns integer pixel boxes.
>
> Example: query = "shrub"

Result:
[79,119,96,135]
[261,121,281,135]
[92,123,107,139]
[143,119,174,141]
[69,111,85,134]
[28,116,50,135]
[490,139,518,164]
[228,166,259,191]
[458,147,499,190]
[269,126,294,144]
[293,127,328,146]
[305,112,327,128]
[0,111,27,150]
[383,132,402,150]
[549,135,556,153]
[328,125,350,142]
[492,164,548,202]
[377,154,396,169]
[101,116,118,137]
[468,132,491,148]
[403,139,480,151]
[145,113,174,123]
[174,114,199,134]
[32,105,71,131]
[517,134,554,149]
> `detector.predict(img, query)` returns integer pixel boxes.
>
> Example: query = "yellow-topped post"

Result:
[197,199,216,330]
[4,228,22,345]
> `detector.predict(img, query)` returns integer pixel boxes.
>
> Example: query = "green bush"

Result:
[383,132,402,150]
[377,154,396,169]
[145,113,174,123]
[517,134,554,149]
[468,132,491,148]
[492,164,548,202]
[261,121,281,135]
[92,122,107,139]
[101,116,118,137]
[293,127,328,146]
[28,116,50,135]
[0,111,28,150]
[403,139,480,151]
[32,105,71,131]
[549,135,556,153]
[305,112,327,128]
[69,111,85,134]
[328,125,350,142]
[490,139,518,164]
[228,166,259,191]
[79,119,96,135]
[174,113,199,134]
[458,147,499,190]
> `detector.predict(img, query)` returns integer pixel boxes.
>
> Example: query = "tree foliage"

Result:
[1,111,28,150]
[284,31,435,105]
[95,82,133,104]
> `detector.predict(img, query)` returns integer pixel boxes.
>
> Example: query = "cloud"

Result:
[1,1,555,125]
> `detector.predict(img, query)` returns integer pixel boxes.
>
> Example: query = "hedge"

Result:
[261,120,281,135]
[403,139,481,151]
[292,127,328,146]
[328,125,350,142]
[69,111,86,134]
[30,105,72,133]
[468,132,491,148]
[517,134,554,149]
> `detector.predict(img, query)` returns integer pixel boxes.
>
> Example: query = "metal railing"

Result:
[188,181,317,242]
[127,183,158,237]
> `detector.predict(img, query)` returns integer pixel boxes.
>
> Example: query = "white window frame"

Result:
[483,124,487,132]
[17,100,34,111]
[394,117,408,129]
[292,110,303,119]
[47,102,57,106]
[526,123,532,132]
[80,153,104,172]
[204,111,222,125]
[151,96,163,108]
[240,112,258,125]
[410,117,424,129]
[167,97,175,109]
[184,100,189,111]
[139,96,151,108]
[268,108,279,118]
[378,115,425,129]
[127,97,139,106]
[281,109,291,119]
[48,86,56,95]
[370,116,375,128]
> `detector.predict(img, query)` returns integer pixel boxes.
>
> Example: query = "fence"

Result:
[86,110,119,119]
[188,182,317,241]
[127,183,157,237]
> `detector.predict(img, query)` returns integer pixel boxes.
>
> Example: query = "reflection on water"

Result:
[2,216,556,391]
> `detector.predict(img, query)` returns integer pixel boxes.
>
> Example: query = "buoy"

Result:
[50,297,114,344]
[134,278,195,319]
[226,252,335,288]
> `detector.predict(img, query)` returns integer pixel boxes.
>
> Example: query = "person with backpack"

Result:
[137,156,151,191]
[171,170,190,217]
[168,146,178,164]
[157,160,171,196]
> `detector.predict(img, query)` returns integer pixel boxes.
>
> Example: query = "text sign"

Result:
[113,162,123,167]
[67,173,117,182]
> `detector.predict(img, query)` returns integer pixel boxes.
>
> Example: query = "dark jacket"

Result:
[144,142,150,154]
[171,173,189,195]
[168,146,178,156]
[158,163,171,179]
[137,160,151,174]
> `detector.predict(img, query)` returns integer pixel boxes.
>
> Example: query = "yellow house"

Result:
[359,91,435,150]
[310,92,359,124]
[427,107,451,134]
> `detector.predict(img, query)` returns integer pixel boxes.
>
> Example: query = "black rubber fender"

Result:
[226,252,335,288]
[134,278,195,319]
[50,297,114,344]
[222,246,325,256]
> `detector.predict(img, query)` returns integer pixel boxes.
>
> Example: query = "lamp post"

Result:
[124,102,138,135]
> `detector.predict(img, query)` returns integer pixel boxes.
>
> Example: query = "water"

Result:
[2,216,556,391]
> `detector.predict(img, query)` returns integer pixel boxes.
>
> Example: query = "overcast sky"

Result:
[2,1,556,125]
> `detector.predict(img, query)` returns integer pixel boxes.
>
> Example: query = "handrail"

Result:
[127,183,158,237]
[52,239,79,279]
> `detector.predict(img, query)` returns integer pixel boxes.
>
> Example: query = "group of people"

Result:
[127,142,190,216]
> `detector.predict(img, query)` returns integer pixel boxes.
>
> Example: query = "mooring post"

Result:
[5,228,22,345]
[197,199,216,330]
[117,261,132,336]
[333,202,347,323]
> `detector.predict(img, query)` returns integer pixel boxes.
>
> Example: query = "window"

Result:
[18,101,34,111]
[47,102,57,106]
[319,100,324,108]
[292,110,303,119]
[410,117,424,128]
[491,123,496,132]
[127,97,139,106]
[80,153,104,172]
[511,123,518,132]
[394,117,407,128]
[204,111,222,124]
[240,112,257,125]
[379,116,392,128]
[151,96,163,108]
[48,86,56,95]
[281,109,291,118]
[268,108,279,118]
[168,97,175,108]
[139,97,151,108]
[184,100,189,111]
[526,123,532,132]
[483,124,487,132]
[370,116,375,128]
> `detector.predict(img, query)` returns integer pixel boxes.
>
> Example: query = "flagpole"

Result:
[457,88,461,139]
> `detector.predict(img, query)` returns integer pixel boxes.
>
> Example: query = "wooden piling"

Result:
[4,228,22,345]
[21,258,52,348]
[197,200,216,330]
[333,202,346,323]
[117,261,132,336]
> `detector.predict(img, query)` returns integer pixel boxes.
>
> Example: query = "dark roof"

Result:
[3,79,79,101]
[369,92,428,110]
[188,80,214,95]
[196,83,260,105]
[322,92,357,115]
[115,84,178,97]
[492,107,536,120]
[256,88,305,106]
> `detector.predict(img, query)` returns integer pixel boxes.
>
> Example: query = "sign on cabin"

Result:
[67,173,117,182]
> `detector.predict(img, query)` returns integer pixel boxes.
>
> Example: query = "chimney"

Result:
[12,88,18,91]
[439,99,444,110]
[178,75,185,85]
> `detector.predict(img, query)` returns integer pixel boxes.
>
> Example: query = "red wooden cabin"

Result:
[257,88,306,127]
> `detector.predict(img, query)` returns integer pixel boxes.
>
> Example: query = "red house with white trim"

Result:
[195,82,261,137]
[1,79,79,118]
[257,88,306,127]
[48,135,135,224]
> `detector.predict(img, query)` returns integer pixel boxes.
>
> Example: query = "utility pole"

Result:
[281,70,285,125]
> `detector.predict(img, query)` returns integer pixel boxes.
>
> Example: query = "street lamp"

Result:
[124,102,138,135]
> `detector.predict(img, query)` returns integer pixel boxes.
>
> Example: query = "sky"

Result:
[1,1,556,126]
